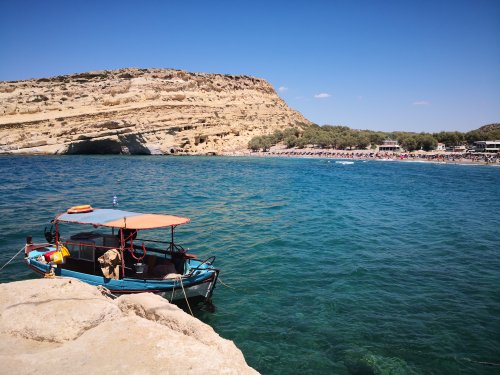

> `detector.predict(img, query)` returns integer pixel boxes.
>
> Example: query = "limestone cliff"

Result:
[0,68,311,155]
[0,278,259,374]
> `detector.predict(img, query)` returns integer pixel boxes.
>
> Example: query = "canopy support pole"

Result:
[171,226,175,252]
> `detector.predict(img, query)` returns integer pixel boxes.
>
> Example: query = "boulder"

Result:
[0,278,259,375]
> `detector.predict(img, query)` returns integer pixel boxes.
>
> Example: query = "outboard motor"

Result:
[44,225,56,244]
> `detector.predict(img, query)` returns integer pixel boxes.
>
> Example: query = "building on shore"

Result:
[436,143,446,151]
[449,145,467,153]
[474,140,500,153]
[378,140,401,152]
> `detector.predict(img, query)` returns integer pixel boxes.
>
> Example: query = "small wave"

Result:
[336,161,354,165]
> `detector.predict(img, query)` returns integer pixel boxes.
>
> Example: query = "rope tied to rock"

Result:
[168,274,193,317]
[0,246,26,272]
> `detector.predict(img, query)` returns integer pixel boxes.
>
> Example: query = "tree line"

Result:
[248,124,500,152]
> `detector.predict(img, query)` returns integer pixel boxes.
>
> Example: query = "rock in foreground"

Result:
[0,278,259,375]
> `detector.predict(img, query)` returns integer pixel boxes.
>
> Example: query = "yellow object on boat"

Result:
[59,245,70,257]
[51,245,70,264]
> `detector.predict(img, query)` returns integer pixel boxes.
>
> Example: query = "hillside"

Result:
[0,68,311,155]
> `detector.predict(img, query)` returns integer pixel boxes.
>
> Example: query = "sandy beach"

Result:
[223,145,500,166]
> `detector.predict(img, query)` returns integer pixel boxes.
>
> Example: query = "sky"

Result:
[0,0,499,132]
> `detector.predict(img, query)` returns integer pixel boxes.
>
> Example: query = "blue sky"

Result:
[1,0,499,132]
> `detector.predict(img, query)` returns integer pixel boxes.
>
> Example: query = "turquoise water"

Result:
[0,156,499,374]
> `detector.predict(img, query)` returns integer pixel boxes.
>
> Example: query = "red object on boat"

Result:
[43,250,57,262]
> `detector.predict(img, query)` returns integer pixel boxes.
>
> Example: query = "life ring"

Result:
[67,205,93,214]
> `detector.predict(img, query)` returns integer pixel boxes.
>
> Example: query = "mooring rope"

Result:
[463,358,500,367]
[217,277,235,290]
[0,246,26,272]
[178,275,194,317]
[396,344,500,369]
[170,283,175,302]
[96,285,118,299]
[168,274,193,317]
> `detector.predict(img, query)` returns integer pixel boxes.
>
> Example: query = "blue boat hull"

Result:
[25,257,218,302]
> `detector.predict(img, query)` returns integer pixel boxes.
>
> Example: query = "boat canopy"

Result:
[55,208,190,229]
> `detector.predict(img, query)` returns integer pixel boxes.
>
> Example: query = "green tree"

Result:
[284,135,298,148]
[355,133,370,149]
[248,137,263,151]
[283,127,300,138]
[261,136,273,151]
[434,131,464,146]
[296,137,307,149]
[272,130,284,143]
[400,136,418,152]
[416,134,438,151]
[368,132,386,146]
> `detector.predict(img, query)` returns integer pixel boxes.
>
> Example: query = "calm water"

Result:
[0,156,499,374]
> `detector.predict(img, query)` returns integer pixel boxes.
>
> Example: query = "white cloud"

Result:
[314,93,331,99]
[278,86,288,92]
[412,100,430,106]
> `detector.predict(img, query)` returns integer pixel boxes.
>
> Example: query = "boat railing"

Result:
[61,240,119,253]
[134,238,187,254]
[25,242,53,255]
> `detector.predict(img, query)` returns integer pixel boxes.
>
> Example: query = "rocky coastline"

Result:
[0,68,311,155]
[0,278,259,375]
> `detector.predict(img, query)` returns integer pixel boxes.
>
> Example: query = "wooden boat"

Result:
[24,206,219,304]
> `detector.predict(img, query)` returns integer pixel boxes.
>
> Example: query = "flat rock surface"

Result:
[0,278,259,375]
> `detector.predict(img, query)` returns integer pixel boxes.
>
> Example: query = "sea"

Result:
[0,155,499,375]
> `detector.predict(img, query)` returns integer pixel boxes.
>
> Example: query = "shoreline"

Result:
[1,148,499,167]
[221,147,500,167]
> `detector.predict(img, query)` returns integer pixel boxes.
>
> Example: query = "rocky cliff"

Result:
[0,68,311,155]
[0,278,259,374]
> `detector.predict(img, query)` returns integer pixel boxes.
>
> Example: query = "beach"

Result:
[226,145,500,166]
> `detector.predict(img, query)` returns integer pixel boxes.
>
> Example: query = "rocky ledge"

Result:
[0,68,311,155]
[0,278,259,375]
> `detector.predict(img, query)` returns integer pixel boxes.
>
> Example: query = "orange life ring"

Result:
[67,205,93,214]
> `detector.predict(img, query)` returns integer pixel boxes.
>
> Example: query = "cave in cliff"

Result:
[65,134,151,155]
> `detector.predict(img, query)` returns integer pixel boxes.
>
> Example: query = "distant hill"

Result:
[477,123,500,132]
[466,123,500,142]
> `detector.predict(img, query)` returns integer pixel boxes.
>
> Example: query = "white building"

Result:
[474,141,500,153]
[378,140,401,152]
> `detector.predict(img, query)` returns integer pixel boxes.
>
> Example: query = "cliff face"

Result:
[0,68,311,155]
[0,278,259,375]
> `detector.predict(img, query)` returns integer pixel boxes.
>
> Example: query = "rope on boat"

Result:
[0,246,25,272]
[179,276,194,317]
[169,275,193,317]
